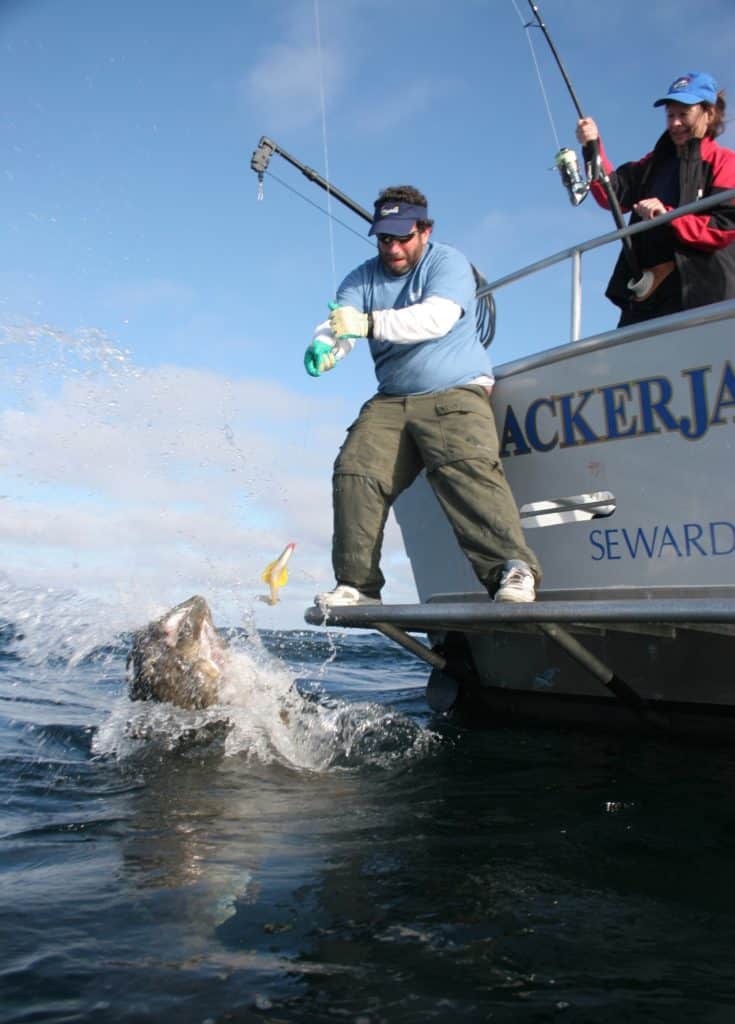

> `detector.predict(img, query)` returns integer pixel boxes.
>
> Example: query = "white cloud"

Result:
[244,41,345,132]
[0,323,416,629]
[354,79,458,136]
[241,0,377,133]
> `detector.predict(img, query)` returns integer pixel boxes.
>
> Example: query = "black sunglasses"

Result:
[377,231,417,245]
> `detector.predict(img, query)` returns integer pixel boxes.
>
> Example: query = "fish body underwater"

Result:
[127,595,226,709]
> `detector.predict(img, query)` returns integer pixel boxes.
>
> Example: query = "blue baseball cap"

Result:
[653,71,718,107]
[368,200,428,236]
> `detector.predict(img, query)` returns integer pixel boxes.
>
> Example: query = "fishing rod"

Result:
[525,0,649,293]
[250,136,496,346]
[251,136,373,222]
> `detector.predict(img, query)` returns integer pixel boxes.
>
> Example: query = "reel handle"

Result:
[581,138,601,181]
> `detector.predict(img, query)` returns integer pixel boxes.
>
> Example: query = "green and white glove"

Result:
[304,339,337,377]
[328,301,372,339]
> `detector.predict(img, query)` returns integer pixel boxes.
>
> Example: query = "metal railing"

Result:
[477,187,735,342]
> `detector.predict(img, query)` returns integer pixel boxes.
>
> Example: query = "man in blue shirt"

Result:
[305,185,540,606]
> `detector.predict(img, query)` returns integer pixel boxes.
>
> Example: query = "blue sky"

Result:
[2,0,734,630]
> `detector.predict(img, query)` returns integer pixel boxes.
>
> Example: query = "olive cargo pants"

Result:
[332,385,541,598]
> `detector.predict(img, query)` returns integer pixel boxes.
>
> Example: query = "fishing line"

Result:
[518,0,645,289]
[314,0,337,294]
[510,0,560,151]
[262,168,375,246]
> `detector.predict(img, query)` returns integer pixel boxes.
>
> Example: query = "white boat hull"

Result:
[389,302,735,730]
[396,302,735,599]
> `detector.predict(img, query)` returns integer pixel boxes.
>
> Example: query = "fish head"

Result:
[128,595,227,710]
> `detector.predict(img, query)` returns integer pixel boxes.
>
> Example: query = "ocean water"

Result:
[2,584,735,1024]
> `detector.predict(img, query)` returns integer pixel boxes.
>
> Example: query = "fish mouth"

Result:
[162,596,218,645]
[198,618,225,671]
[128,595,227,709]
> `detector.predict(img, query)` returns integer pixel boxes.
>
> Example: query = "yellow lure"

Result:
[260,542,296,605]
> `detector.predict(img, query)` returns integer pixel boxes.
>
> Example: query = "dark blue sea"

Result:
[2,583,735,1024]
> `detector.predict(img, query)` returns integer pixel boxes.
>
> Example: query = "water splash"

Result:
[220,645,439,770]
[2,577,439,773]
[1,321,137,384]
[0,574,137,670]
[93,634,439,772]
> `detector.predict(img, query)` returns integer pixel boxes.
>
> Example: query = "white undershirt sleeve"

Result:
[372,296,462,343]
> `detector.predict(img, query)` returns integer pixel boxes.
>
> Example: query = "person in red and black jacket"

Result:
[576,71,735,326]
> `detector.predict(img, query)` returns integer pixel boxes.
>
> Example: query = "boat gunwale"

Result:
[493,297,735,382]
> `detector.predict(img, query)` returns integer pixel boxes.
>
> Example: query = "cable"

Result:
[314,0,337,293]
[510,0,560,150]
[261,170,375,247]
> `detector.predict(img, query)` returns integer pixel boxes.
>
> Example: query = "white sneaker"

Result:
[494,560,536,603]
[315,585,382,609]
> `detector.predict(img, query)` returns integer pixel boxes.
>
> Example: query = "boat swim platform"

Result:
[305,590,735,634]
[304,590,735,737]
